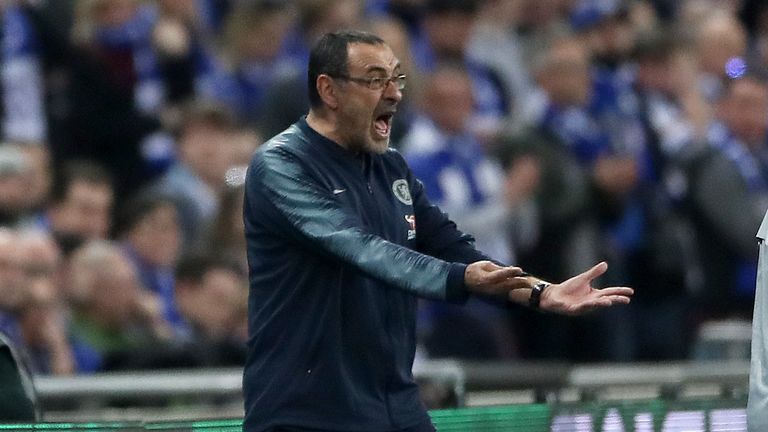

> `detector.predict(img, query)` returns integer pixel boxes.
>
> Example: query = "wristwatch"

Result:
[529,281,550,309]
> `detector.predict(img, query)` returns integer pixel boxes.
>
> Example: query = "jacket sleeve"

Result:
[246,146,468,302]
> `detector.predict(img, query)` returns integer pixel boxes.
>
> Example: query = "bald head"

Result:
[696,12,747,77]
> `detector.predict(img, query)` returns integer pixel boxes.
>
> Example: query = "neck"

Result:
[306,110,350,151]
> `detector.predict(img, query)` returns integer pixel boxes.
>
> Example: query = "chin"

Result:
[366,139,390,154]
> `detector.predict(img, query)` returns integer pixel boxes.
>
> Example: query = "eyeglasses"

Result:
[333,74,407,91]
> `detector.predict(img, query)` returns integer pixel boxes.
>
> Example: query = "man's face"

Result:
[180,123,235,186]
[127,203,180,267]
[720,79,768,147]
[425,69,474,134]
[333,43,403,154]
[424,12,474,59]
[54,181,114,239]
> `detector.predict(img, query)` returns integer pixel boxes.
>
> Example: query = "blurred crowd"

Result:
[0,0,767,375]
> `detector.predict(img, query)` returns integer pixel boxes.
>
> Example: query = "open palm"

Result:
[539,262,634,316]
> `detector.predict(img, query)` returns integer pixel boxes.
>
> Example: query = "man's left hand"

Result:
[537,261,634,316]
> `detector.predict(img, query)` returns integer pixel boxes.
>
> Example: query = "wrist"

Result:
[529,280,551,309]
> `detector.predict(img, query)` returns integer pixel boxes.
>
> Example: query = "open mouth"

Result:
[373,112,394,138]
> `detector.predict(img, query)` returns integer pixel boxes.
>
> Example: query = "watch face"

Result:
[529,282,549,309]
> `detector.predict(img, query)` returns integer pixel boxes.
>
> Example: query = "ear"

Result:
[316,75,339,110]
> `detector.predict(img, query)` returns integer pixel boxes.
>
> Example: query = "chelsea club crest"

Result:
[392,179,412,205]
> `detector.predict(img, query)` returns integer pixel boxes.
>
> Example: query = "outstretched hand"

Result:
[536,261,633,316]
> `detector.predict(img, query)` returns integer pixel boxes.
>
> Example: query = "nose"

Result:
[383,79,403,103]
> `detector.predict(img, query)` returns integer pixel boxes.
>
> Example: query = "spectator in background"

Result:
[218,0,296,127]
[16,229,75,375]
[621,28,708,359]
[529,36,651,360]
[693,10,748,101]
[688,75,768,319]
[0,145,33,227]
[173,254,247,366]
[13,143,52,218]
[258,0,364,138]
[205,184,247,272]
[411,0,511,140]
[514,0,572,70]
[153,0,225,107]
[468,0,539,128]
[0,228,29,347]
[65,0,163,198]
[114,191,184,338]
[0,229,37,421]
[42,160,114,254]
[402,63,539,359]
[149,99,238,251]
[67,240,171,372]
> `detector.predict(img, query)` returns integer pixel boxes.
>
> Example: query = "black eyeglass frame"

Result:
[332,74,407,91]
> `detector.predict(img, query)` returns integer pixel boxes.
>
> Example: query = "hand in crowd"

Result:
[503,155,540,206]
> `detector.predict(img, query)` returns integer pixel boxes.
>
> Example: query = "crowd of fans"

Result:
[0,0,766,375]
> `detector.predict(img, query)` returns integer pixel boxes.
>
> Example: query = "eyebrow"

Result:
[364,62,402,75]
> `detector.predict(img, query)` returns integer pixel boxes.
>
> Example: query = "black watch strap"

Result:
[529,281,550,309]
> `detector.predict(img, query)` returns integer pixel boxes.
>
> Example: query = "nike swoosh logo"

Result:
[333,189,346,194]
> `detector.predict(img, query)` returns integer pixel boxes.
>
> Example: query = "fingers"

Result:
[484,266,526,284]
[465,262,528,295]
[596,286,634,297]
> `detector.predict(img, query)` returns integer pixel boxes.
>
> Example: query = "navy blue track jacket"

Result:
[243,118,491,431]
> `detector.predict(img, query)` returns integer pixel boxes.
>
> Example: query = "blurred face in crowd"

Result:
[50,179,114,240]
[17,232,67,354]
[126,202,180,268]
[92,0,139,28]
[332,42,403,154]
[423,67,474,135]
[0,230,27,311]
[521,0,562,28]
[91,253,142,328]
[17,145,52,210]
[719,78,768,148]
[0,169,27,222]
[586,17,635,66]
[424,11,475,59]
[305,0,363,42]
[537,40,592,107]
[696,13,747,77]
[239,10,292,63]
[178,267,246,339]
[17,232,61,303]
[179,122,236,188]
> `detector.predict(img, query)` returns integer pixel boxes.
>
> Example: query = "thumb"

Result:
[579,261,608,283]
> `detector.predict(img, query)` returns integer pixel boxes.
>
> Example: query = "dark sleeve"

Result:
[0,345,36,421]
[246,146,468,302]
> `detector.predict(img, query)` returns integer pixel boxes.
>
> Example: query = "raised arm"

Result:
[247,146,526,302]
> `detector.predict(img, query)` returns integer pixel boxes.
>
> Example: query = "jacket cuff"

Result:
[445,263,470,304]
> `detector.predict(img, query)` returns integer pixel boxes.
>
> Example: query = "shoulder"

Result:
[252,124,308,167]
[246,125,315,191]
